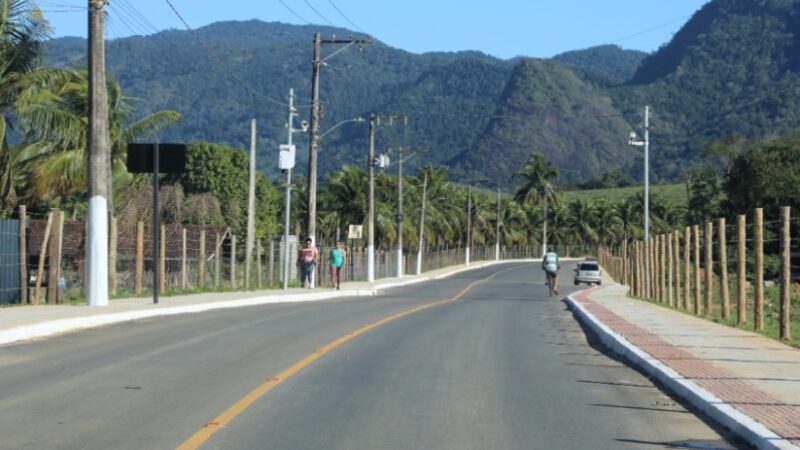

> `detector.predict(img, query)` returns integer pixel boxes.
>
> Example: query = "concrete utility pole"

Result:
[495,188,501,261]
[644,105,650,242]
[245,119,256,288]
[466,185,472,265]
[283,89,302,290]
[416,171,428,275]
[87,0,110,306]
[396,147,404,277]
[541,191,548,256]
[367,114,376,281]
[306,33,372,243]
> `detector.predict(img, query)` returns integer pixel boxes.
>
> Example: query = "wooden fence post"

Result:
[198,229,206,289]
[667,232,674,306]
[693,224,701,315]
[33,211,53,305]
[718,217,729,320]
[109,216,117,296]
[704,221,713,316]
[181,228,187,290]
[214,233,221,289]
[673,230,681,308]
[268,239,275,288]
[684,227,691,310]
[18,205,27,304]
[135,221,144,294]
[160,224,166,294]
[621,240,628,286]
[737,215,746,325]
[231,234,237,288]
[46,209,62,305]
[754,208,764,331]
[780,206,791,341]
[660,235,667,303]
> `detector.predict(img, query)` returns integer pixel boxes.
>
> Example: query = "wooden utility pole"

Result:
[306,34,372,242]
[780,207,791,340]
[87,0,111,306]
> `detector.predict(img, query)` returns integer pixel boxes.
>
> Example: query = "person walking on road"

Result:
[542,246,561,295]
[298,237,319,289]
[330,241,346,290]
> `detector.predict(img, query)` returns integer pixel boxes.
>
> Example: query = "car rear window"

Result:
[580,263,599,271]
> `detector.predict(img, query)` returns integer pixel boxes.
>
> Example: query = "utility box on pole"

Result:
[279,144,296,170]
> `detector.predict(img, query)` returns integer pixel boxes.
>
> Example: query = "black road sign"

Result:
[127,143,186,174]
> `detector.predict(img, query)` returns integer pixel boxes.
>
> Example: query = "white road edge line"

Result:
[566,293,800,450]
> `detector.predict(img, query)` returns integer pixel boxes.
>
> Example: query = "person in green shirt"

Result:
[330,241,346,290]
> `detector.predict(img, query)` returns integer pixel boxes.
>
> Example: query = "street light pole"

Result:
[282,89,298,290]
[644,105,650,242]
[542,191,548,257]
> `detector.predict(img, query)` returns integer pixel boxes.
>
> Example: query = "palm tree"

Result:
[0,0,51,214]
[565,199,598,244]
[513,153,559,208]
[15,69,181,210]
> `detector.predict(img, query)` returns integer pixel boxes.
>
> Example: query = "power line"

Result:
[162,0,297,108]
[301,0,336,27]
[327,0,367,34]
[276,0,311,24]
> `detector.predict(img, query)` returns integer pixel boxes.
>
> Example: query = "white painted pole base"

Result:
[416,250,422,275]
[396,250,403,278]
[86,196,109,306]
[367,245,375,282]
[495,243,500,261]
[465,247,471,266]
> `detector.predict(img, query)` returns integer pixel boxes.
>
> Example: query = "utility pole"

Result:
[282,89,303,290]
[245,119,256,288]
[87,0,110,306]
[306,33,372,244]
[466,185,472,266]
[495,188,501,261]
[416,171,427,275]
[367,114,376,281]
[644,105,650,242]
[366,114,407,282]
[542,192,548,257]
[395,148,404,277]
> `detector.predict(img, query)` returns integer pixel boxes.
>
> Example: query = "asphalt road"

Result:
[0,262,744,450]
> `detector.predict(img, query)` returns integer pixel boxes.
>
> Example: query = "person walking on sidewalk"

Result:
[542,246,560,295]
[298,237,319,289]
[330,241,346,290]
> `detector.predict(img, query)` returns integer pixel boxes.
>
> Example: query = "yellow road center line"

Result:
[176,265,525,450]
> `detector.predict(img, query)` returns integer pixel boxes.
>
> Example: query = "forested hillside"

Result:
[43,0,800,185]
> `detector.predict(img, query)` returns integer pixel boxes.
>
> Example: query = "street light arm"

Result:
[319,117,366,138]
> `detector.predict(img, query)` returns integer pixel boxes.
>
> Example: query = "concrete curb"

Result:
[0,259,544,347]
[565,292,799,450]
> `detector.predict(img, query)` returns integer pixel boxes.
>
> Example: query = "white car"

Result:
[574,260,602,286]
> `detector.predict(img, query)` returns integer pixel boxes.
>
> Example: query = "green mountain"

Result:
[452,59,635,184]
[553,45,647,84]
[615,0,800,180]
[42,0,800,186]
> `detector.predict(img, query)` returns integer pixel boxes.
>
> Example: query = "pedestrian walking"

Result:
[330,241,346,290]
[297,237,318,288]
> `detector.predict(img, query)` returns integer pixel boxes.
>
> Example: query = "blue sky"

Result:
[41,0,711,58]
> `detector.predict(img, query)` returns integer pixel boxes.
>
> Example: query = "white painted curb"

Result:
[566,293,799,450]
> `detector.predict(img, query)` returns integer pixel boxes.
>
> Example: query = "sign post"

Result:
[127,143,186,304]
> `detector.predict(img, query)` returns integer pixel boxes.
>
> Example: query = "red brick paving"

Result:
[574,291,800,446]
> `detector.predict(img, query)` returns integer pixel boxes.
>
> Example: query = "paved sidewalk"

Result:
[0,260,537,347]
[567,283,800,450]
